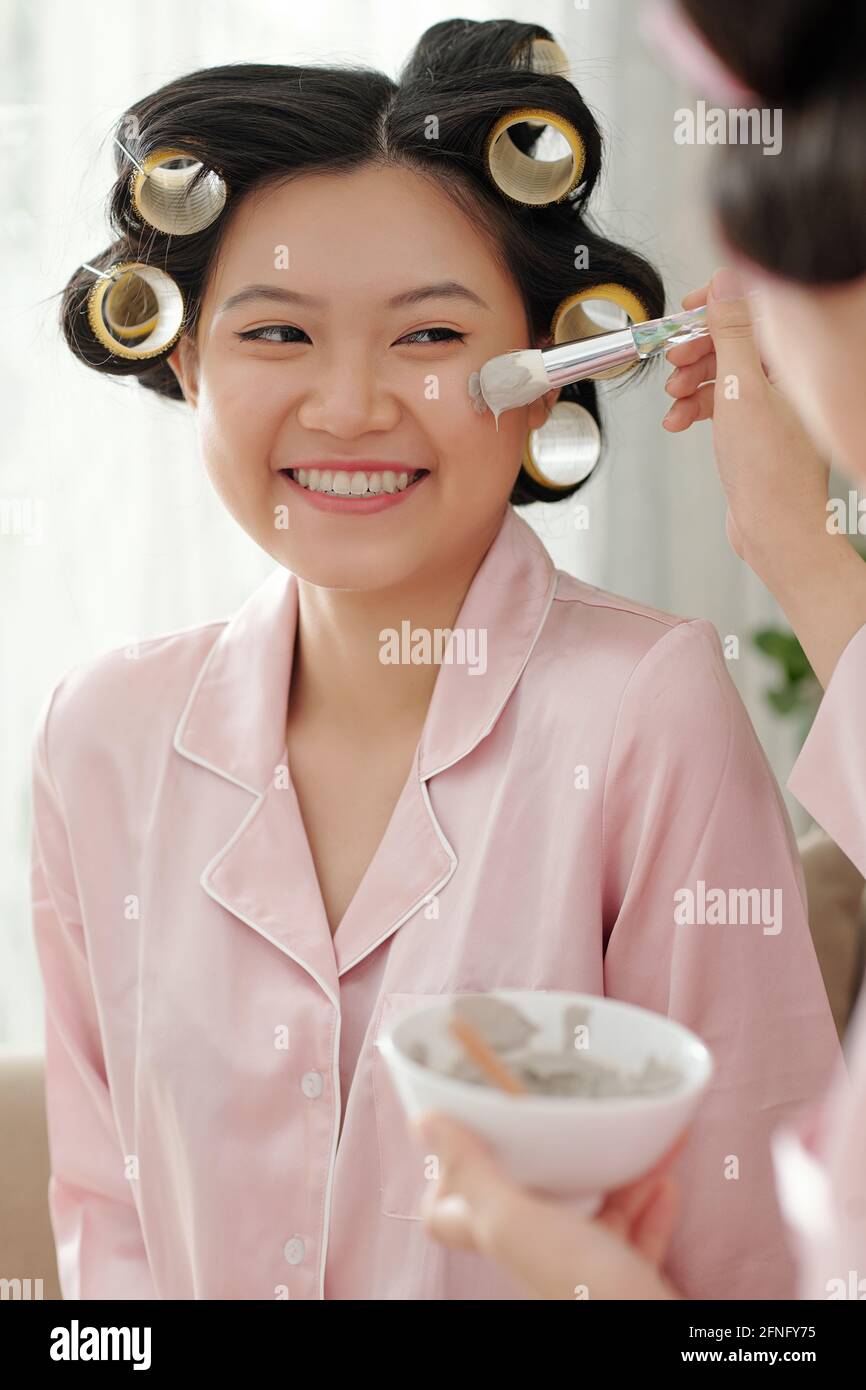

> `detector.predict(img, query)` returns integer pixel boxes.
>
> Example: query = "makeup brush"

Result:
[470,304,709,425]
[448,1017,529,1095]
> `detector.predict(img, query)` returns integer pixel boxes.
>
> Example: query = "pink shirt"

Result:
[29,503,841,1300]
[780,621,866,1300]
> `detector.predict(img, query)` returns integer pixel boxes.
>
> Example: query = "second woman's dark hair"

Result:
[680,0,866,285]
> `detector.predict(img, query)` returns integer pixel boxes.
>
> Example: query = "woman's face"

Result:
[168,164,555,591]
[737,256,866,486]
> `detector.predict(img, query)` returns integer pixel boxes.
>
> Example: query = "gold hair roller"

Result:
[484,107,585,206]
[522,399,601,490]
[86,261,185,359]
[551,284,649,380]
[130,147,228,236]
[525,37,571,78]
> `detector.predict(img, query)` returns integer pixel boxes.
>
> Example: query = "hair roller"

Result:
[521,400,602,490]
[128,146,228,236]
[524,36,571,78]
[85,260,186,360]
[484,107,586,207]
[551,284,650,380]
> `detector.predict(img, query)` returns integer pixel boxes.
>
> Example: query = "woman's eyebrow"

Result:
[217,280,491,314]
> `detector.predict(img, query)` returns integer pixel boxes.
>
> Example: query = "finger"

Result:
[662,383,714,430]
[642,1128,692,1181]
[473,1189,601,1298]
[630,1178,680,1266]
[597,1129,690,1235]
[412,1111,497,1173]
[665,355,717,398]
[600,1173,668,1236]
[414,1112,525,1251]
[705,267,766,389]
[419,1189,478,1250]
[680,284,709,310]
[665,335,716,368]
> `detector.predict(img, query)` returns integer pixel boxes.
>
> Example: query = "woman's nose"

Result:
[295,355,400,435]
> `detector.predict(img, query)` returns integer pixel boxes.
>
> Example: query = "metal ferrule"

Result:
[539,329,638,387]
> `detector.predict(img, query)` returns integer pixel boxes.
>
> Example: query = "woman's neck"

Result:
[287,547,490,739]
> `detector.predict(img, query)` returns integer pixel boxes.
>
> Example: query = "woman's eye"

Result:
[398,327,467,346]
[233,325,467,346]
[235,326,308,345]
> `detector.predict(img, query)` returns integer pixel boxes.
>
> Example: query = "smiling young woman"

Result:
[35,17,841,1302]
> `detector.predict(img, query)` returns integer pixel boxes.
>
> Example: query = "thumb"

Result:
[706,265,765,397]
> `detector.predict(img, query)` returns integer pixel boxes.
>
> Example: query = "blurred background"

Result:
[0,0,830,1049]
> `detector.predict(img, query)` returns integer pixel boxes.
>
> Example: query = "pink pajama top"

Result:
[780,621,866,1300]
[29,503,841,1300]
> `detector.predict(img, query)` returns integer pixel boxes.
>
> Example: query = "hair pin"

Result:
[85,259,185,360]
[80,261,115,281]
[113,135,147,175]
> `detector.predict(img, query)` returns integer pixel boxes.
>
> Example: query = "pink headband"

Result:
[641,0,759,105]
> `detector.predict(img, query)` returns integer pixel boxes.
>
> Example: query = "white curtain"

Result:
[0,0,804,1049]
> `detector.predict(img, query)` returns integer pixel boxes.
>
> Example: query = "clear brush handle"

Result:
[631,305,709,356]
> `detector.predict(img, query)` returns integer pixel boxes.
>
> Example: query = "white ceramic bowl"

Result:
[375,989,713,1209]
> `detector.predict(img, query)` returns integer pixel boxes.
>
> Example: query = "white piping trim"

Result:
[171,632,263,796]
[198,792,341,1302]
[421,570,558,780]
[337,774,459,978]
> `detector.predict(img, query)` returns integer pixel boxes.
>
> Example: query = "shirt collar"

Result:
[174,503,557,789]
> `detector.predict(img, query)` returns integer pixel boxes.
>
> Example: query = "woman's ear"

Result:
[525,331,560,429]
[526,384,561,432]
[166,334,200,408]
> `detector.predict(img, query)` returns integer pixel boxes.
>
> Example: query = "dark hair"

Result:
[680,0,866,284]
[60,17,665,506]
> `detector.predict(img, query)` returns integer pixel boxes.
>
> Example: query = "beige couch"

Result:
[0,1051,62,1298]
[3,829,864,1301]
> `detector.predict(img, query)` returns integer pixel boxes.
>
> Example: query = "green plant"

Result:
[751,627,822,745]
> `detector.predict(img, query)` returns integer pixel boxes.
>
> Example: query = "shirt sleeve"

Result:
[29,684,157,1300]
[601,617,844,1301]
[784,619,866,1298]
[788,619,866,880]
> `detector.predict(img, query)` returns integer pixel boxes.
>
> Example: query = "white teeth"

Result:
[290,467,424,496]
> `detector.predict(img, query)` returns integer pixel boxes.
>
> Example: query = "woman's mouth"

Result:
[283,466,428,497]
[277,465,431,515]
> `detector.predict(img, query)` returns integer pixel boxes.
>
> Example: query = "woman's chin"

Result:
[271,541,428,593]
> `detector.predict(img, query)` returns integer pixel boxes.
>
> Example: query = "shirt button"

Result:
[301,1070,323,1099]
[283,1236,305,1265]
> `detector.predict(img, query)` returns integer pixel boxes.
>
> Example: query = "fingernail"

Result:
[712,266,745,301]
[430,1193,471,1221]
